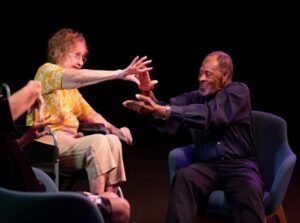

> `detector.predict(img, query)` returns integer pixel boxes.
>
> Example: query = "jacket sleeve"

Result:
[0,98,15,134]
[169,82,251,130]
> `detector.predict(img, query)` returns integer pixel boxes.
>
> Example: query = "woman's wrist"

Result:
[115,69,124,80]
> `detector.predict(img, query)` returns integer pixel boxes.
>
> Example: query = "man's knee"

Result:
[173,167,194,186]
[232,185,263,206]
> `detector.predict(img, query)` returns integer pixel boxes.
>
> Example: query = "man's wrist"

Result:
[162,105,171,120]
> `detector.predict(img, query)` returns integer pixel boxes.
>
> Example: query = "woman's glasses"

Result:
[68,52,87,64]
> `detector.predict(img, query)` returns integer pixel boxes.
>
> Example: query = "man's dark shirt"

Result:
[166,82,256,162]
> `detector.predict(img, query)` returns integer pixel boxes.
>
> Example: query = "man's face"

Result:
[59,40,88,69]
[198,55,226,96]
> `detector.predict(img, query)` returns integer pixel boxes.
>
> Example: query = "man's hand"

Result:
[135,70,158,91]
[123,94,164,115]
[123,95,154,115]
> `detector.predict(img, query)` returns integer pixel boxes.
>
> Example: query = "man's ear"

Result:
[223,71,228,78]
[221,71,230,87]
[223,71,231,82]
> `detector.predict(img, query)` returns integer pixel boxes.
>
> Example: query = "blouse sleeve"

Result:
[35,63,64,94]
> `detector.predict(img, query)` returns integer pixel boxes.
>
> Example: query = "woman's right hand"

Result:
[117,56,153,85]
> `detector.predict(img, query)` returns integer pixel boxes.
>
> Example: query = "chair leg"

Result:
[54,162,59,187]
[266,204,287,223]
[64,178,78,191]
[117,187,124,198]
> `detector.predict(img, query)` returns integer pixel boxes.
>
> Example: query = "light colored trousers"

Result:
[36,131,126,186]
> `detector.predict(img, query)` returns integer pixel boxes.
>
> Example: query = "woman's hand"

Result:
[117,56,153,85]
[111,127,133,145]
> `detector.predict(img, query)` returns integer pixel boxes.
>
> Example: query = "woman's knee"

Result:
[90,134,110,148]
[86,134,112,158]
[106,134,122,152]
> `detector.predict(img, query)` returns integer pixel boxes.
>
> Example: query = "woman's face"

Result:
[59,40,88,69]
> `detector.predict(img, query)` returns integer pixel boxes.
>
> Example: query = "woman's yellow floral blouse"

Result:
[26,63,93,133]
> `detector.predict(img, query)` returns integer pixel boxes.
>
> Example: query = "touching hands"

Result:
[18,116,51,148]
[32,94,45,122]
[29,117,51,139]
[117,56,153,85]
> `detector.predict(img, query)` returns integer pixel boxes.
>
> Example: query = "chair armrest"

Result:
[78,123,109,135]
[168,145,194,183]
[33,167,58,192]
[264,143,297,214]
[0,83,11,98]
[17,125,58,170]
[15,125,58,164]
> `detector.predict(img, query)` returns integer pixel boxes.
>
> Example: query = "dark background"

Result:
[1,4,299,223]
[1,5,298,151]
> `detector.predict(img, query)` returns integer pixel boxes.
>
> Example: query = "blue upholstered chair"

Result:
[0,168,105,223]
[168,111,296,222]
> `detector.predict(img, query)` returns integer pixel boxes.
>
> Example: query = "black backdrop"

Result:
[1,5,298,152]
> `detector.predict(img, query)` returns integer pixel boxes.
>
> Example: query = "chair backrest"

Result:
[0,187,104,223]
[0,160,103,222]
[252,110,296,213]
[252,111,296,190]
[0,83,11,98]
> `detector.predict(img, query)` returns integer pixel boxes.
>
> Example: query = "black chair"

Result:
[22,123,109,191]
